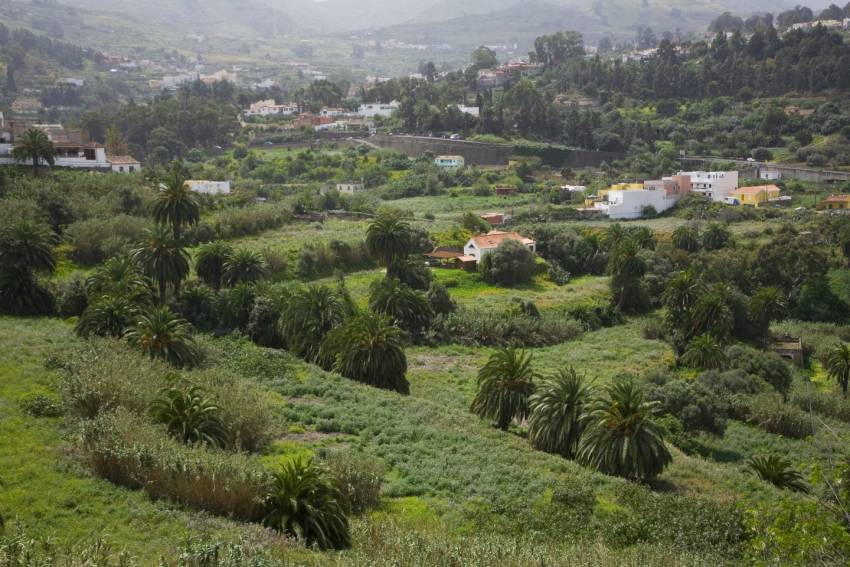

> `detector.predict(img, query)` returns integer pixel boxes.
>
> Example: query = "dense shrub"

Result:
[75,409,268,520]
[726,345,794,400]
[436,307,583,347]
[56,277,88,318]
[247,296,285,348]
[645,375,728,436]
[322,449,384,515]
[789,384,850,423]
[744,394,817,439]
[19,393,63,418]
[67,215,149,266]
[479,240,537,287]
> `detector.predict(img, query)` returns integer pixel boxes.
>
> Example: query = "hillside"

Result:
[383,0,831,47]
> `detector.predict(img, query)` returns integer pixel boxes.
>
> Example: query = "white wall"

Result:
[186,180,231,195]
[606,189,674,220]
[681,170,739,202]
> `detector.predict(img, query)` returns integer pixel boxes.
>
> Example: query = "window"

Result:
[119,166,124,172]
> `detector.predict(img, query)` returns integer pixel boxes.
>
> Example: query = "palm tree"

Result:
[366,211,411,268]
[320,311,409,394]
[608,238,647,312]
[747,454,809,493]
[149,384,229,447]
[281,285,349,363]
[152,171,200,241]
[11,128,55,175]
[470,348,536,431]
[125,307,202,368]
[131,225,190,305]
[528,367,592,458]
[825,343,850,397]
[662,271,704,318]
[368,277,433,336]
[602,223,626,250]
[84,256,152,304]
[672,225,700,252]
[702,223,732,251]
[195,241,233,291]
[748,286,788,327]
[0,220,56,315]
[223,248,268,286]
[680,334,727,370]
[262,457,351,550]
[577,377,672,481]
[0,220,56,273]
[75,295,137,338]
[691,288,733,342]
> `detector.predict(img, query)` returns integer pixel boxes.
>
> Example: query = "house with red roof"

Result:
[463,231,536,264]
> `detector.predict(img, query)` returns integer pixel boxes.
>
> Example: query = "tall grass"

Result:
[74,409,269,521]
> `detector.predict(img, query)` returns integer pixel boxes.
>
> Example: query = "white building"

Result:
[455,105,480,117]
[244,100,298,117]
[759,169,782,181]
[336,182,365,195]
[108,156,142,173]
[600,188,673,220]
[320,108,347,118]
[0,123,111,170]
[561,185,587,192]
[357,101,399,118]
[186,180,231,195]
[463,231,536,263]
[434,155,465,169]
[679,170,739,202]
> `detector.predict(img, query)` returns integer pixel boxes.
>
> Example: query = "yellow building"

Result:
[728,185,781,207]
[821,195,850,210]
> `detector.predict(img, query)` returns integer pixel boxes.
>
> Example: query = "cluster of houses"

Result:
[580,170,787,219]
[0,112,141,174]
[242,100,403,134]
[789,18,850,32]
[476,58,541,89]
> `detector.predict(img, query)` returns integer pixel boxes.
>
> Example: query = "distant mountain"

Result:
[64,0,297,38]
[375,0,830,48]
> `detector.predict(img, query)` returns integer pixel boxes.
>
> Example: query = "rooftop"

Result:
[731,185,780,195]
[470,231,535,250]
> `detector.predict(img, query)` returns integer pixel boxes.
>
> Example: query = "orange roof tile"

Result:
[470,231,535,250]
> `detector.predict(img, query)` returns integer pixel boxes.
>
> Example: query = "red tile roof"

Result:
[470,231,535,250]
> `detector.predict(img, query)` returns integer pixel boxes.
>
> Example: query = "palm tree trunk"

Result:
[159,276,167,306]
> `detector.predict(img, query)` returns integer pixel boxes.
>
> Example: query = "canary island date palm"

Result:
[577,377,672,481]
[368,277,433,336]
[223,248,267,286]
[0,220,56,315]
[11,127,55,175]
[84,255,152,304]
[680,334,727,370]
[528,367,592,458]
[470,348,536,431]
[195,240,233,291]
[131,225,190,305]
[153,171,200,241]
[262,456,351,550]
[125,307,202,368]
[281,285,349,363]
[825,343,850,397]
[149,384,229,447]
[747,454,809,493]
[366,211,412,269]
[320,311,410,394]
[75,294,137,338]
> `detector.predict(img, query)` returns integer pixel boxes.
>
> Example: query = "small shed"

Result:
[772,336,804,367]
[480,212,504,226]
[425,247,463,267]
[494,186,517,196]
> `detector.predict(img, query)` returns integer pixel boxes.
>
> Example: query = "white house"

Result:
[455,105,480,117]
[320,108,347,118]
[463,231,536,263]
[108,155,142,174]
[434,155,465,169]
[357,101,399,118]
[561,185,587,192]
[186,180,231,195]
[601,188,672,220]
[0,124,111,170]
[336,182,365,195]
[679,170,738,202]
[759,169,782,181]
[244,100,298,117]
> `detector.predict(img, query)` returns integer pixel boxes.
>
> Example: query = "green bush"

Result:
[19,393,63,418]
[789,384,850,423]
[67,215,149,266]
[479,240,537,287]
[56,277,88,318]
[74,409,268,520]
[744,394,817,439]
[436,307,583,347]
[322,449,384,515]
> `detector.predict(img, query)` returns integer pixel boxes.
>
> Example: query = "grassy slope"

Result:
[0,318,291,562]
